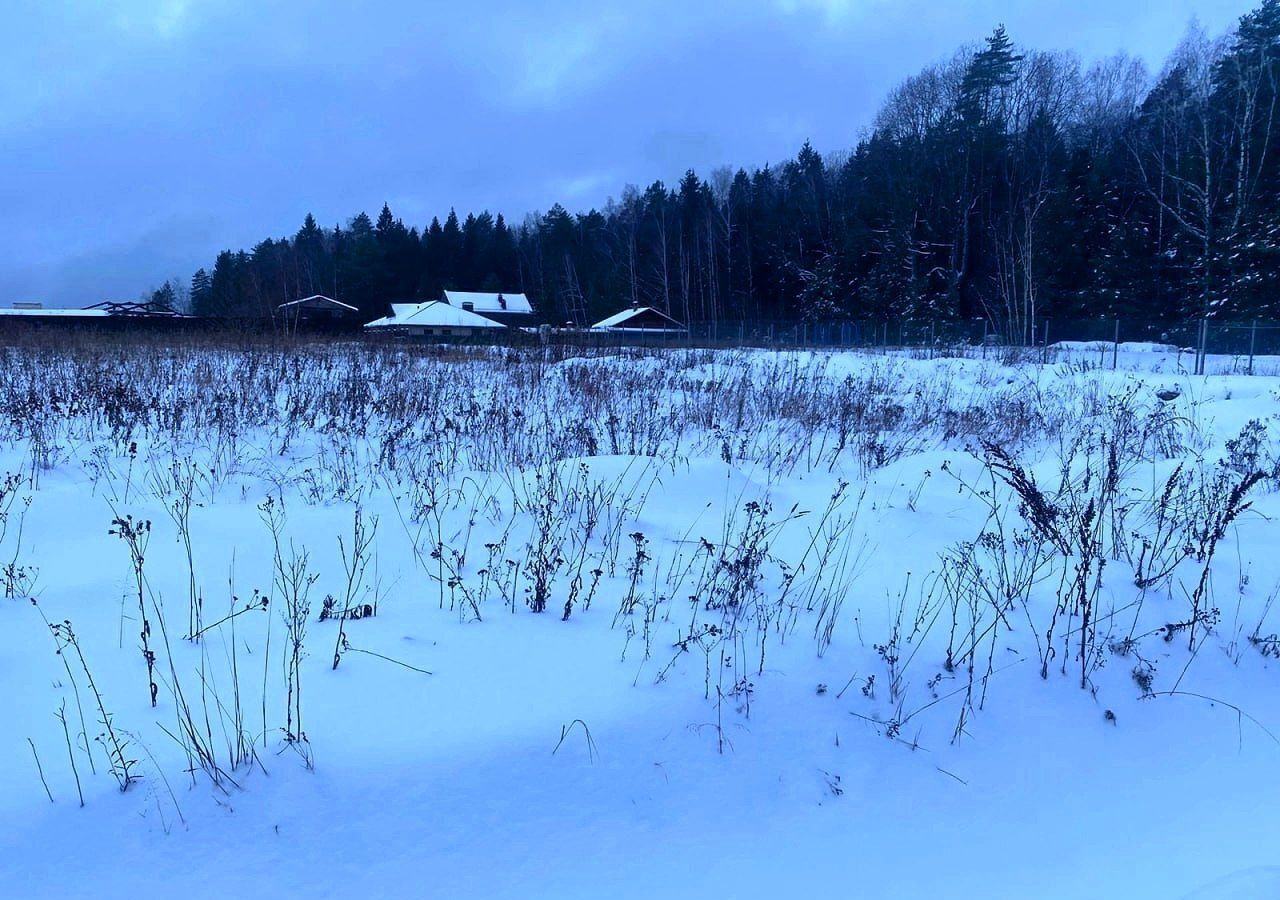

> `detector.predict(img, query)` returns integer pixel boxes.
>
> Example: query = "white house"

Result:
[364,301,507,338]
[439,290,534,325]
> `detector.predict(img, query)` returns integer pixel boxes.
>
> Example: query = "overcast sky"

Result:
[0,0,1253,305]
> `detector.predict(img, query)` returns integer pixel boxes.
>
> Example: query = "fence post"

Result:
[1198,318,1208,376]
[981,319,988,359]
[1042,320,1050,365]
[1249,320,1257,375]
[1113,318,1120,370]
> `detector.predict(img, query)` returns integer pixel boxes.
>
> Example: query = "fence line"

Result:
[527,318,1280,373]
[6,313,1278,374]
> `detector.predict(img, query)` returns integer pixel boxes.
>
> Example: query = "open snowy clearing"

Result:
[0,338,1278,899]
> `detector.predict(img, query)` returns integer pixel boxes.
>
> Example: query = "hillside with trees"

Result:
[177,3,1280,334]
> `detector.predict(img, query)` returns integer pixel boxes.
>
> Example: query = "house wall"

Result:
[405,326,479,337]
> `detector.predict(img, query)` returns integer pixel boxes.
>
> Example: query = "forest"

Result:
[173,3,1280,337]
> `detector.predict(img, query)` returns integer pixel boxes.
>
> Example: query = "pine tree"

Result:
[149,281,178,311]
[190,268,213,316]
[442,210,463,273]
[959,25,1023,128]
[336,213,383,316]
[294,213,328,298]
[375,203,396,238]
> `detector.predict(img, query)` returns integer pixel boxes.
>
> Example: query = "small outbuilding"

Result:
[277,295,359,324]
[364,300,507,338]
[590,306,686,334]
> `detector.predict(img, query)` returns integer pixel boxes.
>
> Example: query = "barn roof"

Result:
[442,291,533,315]
[365,301,506,330]
[591,306,686,331]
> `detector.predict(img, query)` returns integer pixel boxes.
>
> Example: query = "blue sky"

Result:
[0,0,1253,304]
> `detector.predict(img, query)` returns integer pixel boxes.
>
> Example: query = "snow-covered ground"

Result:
[1,338,1278,899]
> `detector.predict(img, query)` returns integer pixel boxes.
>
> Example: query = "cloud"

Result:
[112,0,197,38]
[0,0,1256,305]
[550,171,618,206]
[772,0,886,24]
[494,8,641,106]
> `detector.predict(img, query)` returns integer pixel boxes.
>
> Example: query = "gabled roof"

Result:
[591,306,686,331]
[365,301,506,330]
[442,290,533,315]
[277,295,359,312]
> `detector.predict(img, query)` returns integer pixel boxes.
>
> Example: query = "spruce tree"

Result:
[190,268,213,316]
[959,25,1023,128]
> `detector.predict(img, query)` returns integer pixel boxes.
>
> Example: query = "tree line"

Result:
[167,3,1280,335]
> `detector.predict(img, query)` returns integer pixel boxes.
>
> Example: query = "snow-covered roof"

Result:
[442,291,533,315]
[590,306,685,331]
[278,295,359,312]
[389,303,423,319]
[365,301,506,330]
[0,307,109,318]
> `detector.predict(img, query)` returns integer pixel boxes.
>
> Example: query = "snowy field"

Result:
[1,335,1279,899]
